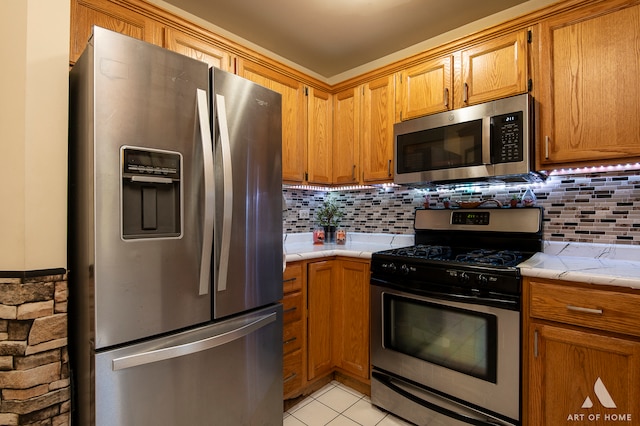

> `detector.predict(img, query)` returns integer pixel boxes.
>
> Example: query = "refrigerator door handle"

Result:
[214,94,233,292]
[197,88,214,296]
[112,311,277,371]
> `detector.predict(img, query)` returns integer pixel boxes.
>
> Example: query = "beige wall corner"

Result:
[0,0,70,271]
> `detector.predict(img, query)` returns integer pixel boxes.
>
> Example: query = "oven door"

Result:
[371,283,520,424]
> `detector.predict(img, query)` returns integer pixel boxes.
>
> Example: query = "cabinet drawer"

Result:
[283,291,302,323]
[530,280,640,337]
[283,320,302,355]
[283,349,303,397]
[283,262,303,294]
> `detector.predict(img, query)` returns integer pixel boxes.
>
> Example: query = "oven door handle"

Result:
[372,371,511,426]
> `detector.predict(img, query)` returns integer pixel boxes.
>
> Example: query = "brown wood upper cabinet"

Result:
[458,30,528,108]
[396,30,528,121]
[70,0,162,65]
[306,88,333,185]
[163,28,233,71]
[537,1,640,168]
[397,55,453,120]
[334,76,395,184]
[238,59,307,184]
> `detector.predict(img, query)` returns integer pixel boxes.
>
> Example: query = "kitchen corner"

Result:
[284,232,414,262]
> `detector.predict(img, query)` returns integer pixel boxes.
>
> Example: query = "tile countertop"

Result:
[284,232,414,262]
[519,241,640,290]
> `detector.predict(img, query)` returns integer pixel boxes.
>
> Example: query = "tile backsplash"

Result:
[283,170,640,245]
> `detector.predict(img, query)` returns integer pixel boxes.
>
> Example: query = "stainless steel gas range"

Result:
[370,207,543,426]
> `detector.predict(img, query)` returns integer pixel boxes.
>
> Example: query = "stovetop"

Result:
[370,207,543,301]
[378,244,527,267]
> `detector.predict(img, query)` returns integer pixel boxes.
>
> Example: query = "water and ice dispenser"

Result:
[121,147,182,239]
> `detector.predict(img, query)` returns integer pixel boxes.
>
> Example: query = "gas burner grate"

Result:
[393,245,452,260]
[454,249,523,267]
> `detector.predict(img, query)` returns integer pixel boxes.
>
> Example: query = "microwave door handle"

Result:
[482,117,492,165]
[196,88,213,296]
[215,94,233,292]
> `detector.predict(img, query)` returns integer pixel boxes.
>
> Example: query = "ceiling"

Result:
[160,0,529,79]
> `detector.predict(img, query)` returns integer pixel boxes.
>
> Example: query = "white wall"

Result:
[0,0,70,271]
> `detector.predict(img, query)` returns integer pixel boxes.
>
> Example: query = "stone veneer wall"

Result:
[0,272,70,426]
[283,170,640,245]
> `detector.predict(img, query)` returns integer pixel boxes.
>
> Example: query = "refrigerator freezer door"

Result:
[74,27,212,349]
[210,69,284,319]
[94,304,283,426]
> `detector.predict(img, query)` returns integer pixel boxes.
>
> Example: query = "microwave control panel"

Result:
[491,111,523,163]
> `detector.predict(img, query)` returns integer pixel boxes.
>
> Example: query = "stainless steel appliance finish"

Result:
[370,207,543,426]
[394,94,544,185]
[69,27,283,426]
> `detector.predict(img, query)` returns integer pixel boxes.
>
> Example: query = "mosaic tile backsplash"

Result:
[283,171,640,245]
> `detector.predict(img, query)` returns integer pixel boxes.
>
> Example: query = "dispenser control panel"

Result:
[123,148,181,180]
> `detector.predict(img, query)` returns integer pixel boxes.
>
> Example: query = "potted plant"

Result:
[509,194,520,208]
[315,200,344,243]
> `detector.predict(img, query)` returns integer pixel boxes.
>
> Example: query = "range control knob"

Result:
[458,271,470,285]
[477,274,489,286]
[400,264,410,275]
[382,262,397,273]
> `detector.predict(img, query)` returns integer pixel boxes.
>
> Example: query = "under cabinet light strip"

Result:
[548,163,640,176]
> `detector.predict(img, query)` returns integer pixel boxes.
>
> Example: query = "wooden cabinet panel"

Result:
[397,56,453,120]
[283,291,302,324]
[361,75,395,183]
[283,262,303,294]
[283,320,303,355]
[70,0,160,64]
[238,60,306,183]
[537,2,640,167]
[282,261,305,399]
[283,349,303,398]
[332,260,370,380]
[530,280,640,338]
[307,88,333,184]
[529,323,640,425]
[332,87,360,185]
[307,260,334,381]
[164,28,232,71]
[459,30,528,108]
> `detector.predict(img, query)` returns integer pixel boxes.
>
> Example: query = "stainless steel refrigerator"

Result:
[68,27,283,426]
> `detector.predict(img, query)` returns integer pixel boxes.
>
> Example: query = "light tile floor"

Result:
[283,381,413,426]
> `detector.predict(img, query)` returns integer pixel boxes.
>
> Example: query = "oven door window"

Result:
[383,293,497,383]
[396,119,483,173]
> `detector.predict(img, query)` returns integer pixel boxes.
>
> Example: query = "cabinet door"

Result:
[307,88,333,185]
[71,0,161,64]
[397,56,453,120]
[332,260,370,380]
[529,323,640,425]
[460,30,528,108]
[307,261,334,381]
[333,87,360,185]
[164,28,232,71]
[238,60,306,183]
[538,2,640,166]
[361,75,395,183]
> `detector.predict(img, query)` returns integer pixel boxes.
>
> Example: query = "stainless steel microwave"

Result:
[394,93,544,185]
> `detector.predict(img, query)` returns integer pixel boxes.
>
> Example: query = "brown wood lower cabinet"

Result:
[283,257,371,402]
[524,278,640,425]
[282,262,304,399]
